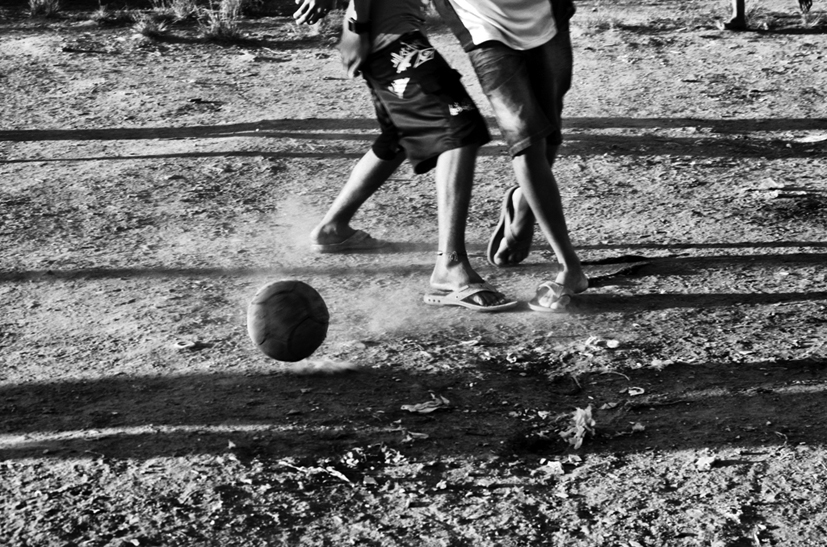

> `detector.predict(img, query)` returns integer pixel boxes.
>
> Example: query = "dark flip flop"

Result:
[487,187,534,267]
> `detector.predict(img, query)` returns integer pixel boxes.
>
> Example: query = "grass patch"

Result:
[132,12,170,37]
[199,0,246,42]
[90,3,135,26]
[150,0,199,22]
[575,0,723,33]
[29,0,61,18]
[579,11,622,32]
[292,7,345,40]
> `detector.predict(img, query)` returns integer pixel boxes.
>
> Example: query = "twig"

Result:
[600,370,631,381]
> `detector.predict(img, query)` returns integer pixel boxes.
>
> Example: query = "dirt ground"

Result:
[2,0,827,545]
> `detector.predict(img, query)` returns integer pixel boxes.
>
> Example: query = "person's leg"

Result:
[721,0,747,30]
[492,141,559,266]
[310,148,404,246]
[510,142,588,293]
[428,144,511,307]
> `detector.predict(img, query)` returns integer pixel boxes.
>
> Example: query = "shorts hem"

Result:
[508,127,556,157]
[411,132,491,174]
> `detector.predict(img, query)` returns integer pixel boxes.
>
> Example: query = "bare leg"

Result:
[489,143,562,265]
[429,145,511,307]
[721,0,747,30]
[310,148,404,245]
[509,141,588,293]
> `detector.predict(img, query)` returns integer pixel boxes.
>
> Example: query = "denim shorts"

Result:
[467,24,573,157]
[363,32,491,174]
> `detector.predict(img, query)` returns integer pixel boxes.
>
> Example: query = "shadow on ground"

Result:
[2,356,825,461]
[1,117,825,164]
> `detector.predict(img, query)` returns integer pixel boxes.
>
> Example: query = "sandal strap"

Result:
[445,283,500,302]
[535,282,572,308]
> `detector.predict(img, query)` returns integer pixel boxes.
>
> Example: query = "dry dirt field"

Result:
[2,0,827,545]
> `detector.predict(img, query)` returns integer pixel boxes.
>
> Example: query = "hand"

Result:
[339,25,370,78]
[293,0,335,25]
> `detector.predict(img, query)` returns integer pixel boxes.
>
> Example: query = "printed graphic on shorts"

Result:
[449,100,477,116]
[390,40,435,74]
[389,78,410,99]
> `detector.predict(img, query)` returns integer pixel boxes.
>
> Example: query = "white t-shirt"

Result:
[443,0,557,50]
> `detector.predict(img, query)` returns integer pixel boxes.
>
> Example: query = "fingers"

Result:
[292,3,310,23]
[292,0,331,25]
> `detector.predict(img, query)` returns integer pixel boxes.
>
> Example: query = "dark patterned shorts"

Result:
[363,32,490,174]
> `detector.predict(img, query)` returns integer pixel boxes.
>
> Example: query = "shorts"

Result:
[467,23,573,157]
[363,32,491,174]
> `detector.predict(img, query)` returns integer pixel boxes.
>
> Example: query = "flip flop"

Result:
[423,282,518,313]
[310,229,386,253]
[528,281,574,313]
[487,186,534,267]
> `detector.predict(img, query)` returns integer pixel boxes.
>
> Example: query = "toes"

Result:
[495,241,525,266]
[493,249,509,267]
[471,290,507,307]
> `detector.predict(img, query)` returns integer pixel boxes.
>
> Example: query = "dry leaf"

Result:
[559,405,596,449]
[401,394,450,414]
[532,461,565,477]
[794,134,827,144]
[695,455,717,471]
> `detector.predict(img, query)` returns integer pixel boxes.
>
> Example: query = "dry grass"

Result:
[287,7,345,40]
[151,0,199,21]
[28,0,61,18]
[90,3,135,26]
[802,12,826,27]
[236,0,268,16]
[199,0,245,42]
[575,0,723,32]
[578,10,622,32]
[132,12,170,37]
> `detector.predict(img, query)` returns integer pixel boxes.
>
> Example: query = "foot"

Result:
[528,270,588,313]
[310,223,356,247]
[556,268,589,295]
[718,17,747,30]
[490,187,535,267]
[430,251,512,308]
[528,281,573,313]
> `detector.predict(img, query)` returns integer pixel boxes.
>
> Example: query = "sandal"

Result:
[487,187,534,267]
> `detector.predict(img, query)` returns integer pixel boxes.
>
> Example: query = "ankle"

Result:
[437,251,468,263]
[556,267,589,293]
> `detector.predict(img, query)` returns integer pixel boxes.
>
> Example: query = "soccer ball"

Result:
[247,280,330,362]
